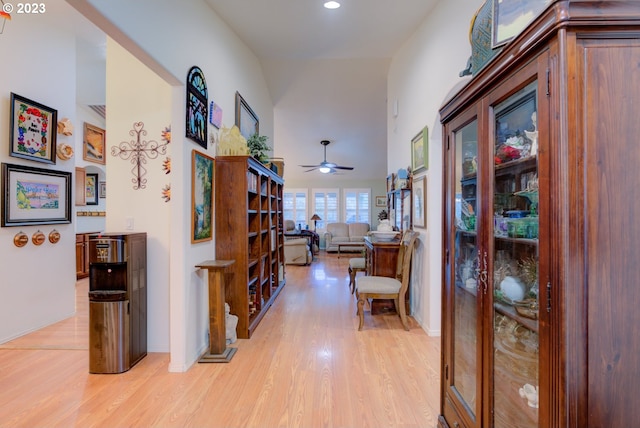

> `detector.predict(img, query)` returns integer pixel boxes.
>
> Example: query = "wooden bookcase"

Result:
[215,156,285,339]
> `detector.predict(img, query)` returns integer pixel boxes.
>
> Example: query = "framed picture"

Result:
[191,150,214,243]
[209,100,223,129]
[186,66,208,149]
[1,163,72,227]
[9,93,58,165]
[411,126,428,173]
[375,196,386,207]
[235,91,259,140]
[85,173,98,205]
[83,123,106,164]
[99,181,106,198]
[413,175,427,229]
[492,0,551,48]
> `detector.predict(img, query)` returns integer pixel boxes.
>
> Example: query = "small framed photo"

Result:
[99,181,106,198]
[9,93,58,165]
[83,123,106,164]
[191,150,214,243]
[209,100,223,129]
[375,196,387,207]
[85,173,98,205]
[1,163,72,227]
[411,126,428,173]
[235,91,259,140]
[413,175,427,229]
[492,0,552,48]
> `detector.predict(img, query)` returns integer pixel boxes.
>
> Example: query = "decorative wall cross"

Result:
[111,122,169,190]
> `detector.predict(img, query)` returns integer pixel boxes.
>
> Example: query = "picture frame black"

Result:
[9,93,57,165]
[186,66,208,149]
[1,163,72,227]
[235,91,259,140]
[85,173,98,205]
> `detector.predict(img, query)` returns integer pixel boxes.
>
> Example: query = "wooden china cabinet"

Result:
[440,2,640,428]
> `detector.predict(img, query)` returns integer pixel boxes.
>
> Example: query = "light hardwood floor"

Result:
[0,252,441,428]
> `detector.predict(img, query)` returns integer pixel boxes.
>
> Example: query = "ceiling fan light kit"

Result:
[300,140,354,174]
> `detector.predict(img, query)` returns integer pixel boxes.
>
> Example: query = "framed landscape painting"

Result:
[1,163,71,227]
[191,150,214,243]
[411,126,428,173]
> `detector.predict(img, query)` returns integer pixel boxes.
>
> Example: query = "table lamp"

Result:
[310,214,322,231]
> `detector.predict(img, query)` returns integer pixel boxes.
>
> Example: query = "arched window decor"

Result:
[186,66,208,149]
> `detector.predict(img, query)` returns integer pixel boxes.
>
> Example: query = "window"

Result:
[344,188,371,224]
[312,189,339,231]
[283,189,308,228]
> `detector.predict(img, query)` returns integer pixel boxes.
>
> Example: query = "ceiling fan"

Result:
[300,140,354,174]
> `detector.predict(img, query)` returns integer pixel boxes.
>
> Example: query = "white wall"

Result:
[0,3,80,343]
[387,0,484,335]
[106,38,173,353]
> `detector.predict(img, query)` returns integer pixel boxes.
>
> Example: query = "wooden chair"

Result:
[348,256,366,294]
[356,231,418,331]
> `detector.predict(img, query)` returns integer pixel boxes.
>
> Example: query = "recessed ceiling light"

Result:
[324,1,340,9]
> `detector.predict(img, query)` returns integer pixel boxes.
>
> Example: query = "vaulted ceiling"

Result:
[204,0,440,182]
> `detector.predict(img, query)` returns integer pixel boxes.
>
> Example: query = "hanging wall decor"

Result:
[111,122,169,190]
[1,163,72,227]
[191,150,213,243]
[83,122,106,165]
[235,91,259,140]
[186,66,208,149]
[9,93,57,165]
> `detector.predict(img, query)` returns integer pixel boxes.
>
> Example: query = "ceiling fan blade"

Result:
[299,164,321,168]
[333,165,354,170]
[304,167,319,172]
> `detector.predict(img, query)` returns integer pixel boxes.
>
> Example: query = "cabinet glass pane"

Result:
[453,119,479,417]
[492,82,539,428]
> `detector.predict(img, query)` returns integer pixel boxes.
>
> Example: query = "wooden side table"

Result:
[196,260,236,363]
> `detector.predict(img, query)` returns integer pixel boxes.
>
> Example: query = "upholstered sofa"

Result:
[324,222,370,253]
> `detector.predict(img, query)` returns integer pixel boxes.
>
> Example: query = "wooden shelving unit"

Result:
[215,156,285,339]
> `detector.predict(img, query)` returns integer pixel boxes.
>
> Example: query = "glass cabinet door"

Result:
[491,82,539,427]
[451,119,481,421]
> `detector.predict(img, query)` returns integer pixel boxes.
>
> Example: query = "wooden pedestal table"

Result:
[196,260,236,363]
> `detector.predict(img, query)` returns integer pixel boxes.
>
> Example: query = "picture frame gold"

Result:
[83,122,106,165]
[411,126,428,173]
